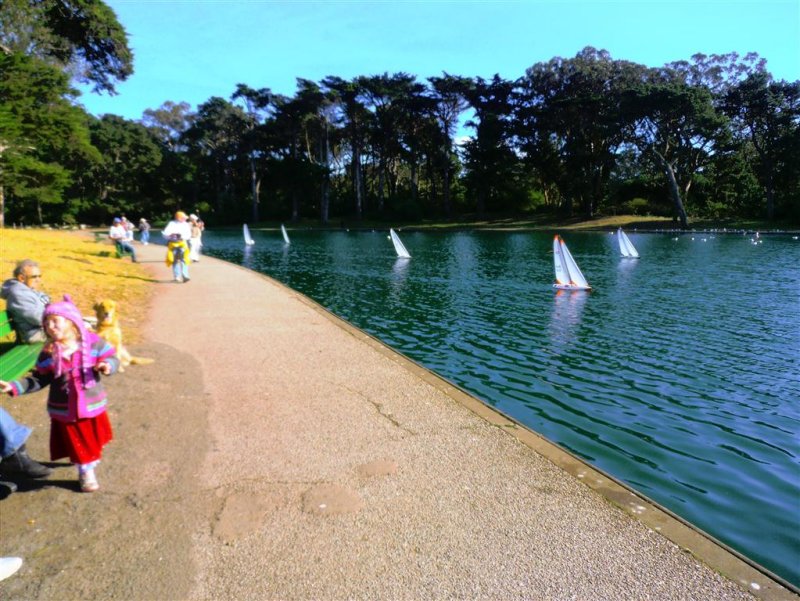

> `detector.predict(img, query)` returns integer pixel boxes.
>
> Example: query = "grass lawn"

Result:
[1,229,153,343]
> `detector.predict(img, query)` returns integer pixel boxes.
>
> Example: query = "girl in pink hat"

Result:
[0,295,120,492]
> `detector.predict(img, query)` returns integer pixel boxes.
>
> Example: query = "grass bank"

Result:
[244,214,796,233]
[0,229,152,343]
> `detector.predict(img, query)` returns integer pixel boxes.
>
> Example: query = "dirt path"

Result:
[0,244,791,600]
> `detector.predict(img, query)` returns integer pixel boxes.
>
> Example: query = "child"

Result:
[0,295,119,492]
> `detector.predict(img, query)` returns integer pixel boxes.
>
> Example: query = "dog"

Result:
[93,299,153,371]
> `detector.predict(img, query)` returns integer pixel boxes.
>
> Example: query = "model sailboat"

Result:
[553,235,591,290]
[390,228,411,259]
[617,228,639,258]
[243,224,255,246]
[281,224,290,244]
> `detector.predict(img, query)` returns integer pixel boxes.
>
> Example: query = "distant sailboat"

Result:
[617,228,640,258]
[281,224,290,244]
[390,228,411,259]
[553,235,591,290]
[243,224,255,246]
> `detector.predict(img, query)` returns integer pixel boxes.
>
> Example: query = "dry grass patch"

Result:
[1,229,153,343]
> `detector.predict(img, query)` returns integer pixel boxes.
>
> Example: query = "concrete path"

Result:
[1,242,795,600]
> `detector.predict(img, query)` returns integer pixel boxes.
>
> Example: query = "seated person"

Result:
[0,259,50,343]
[109,217,137,263]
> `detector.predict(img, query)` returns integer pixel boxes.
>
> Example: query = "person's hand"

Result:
[0,381,12,394]
[95,362,112,376]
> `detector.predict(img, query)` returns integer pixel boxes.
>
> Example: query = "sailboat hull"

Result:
[553,283,591,291]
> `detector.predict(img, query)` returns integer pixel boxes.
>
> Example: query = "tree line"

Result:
[1,2,798,228]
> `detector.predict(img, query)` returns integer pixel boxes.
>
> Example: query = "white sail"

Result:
[243,224,255,246]
[617,228,639,258]
[390,228,411,259]
[281,224,290,244]
[553,235,591,290]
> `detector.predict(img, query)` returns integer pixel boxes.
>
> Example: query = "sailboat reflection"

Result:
[548,288,588,351]
[242,244,254,270]
[390,257,410,297]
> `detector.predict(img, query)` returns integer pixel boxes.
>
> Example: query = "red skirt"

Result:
[50,413,113,464]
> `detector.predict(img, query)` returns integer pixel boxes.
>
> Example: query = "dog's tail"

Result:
[129,357,155,366]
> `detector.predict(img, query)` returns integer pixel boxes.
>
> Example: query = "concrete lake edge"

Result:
[247,261,799,601]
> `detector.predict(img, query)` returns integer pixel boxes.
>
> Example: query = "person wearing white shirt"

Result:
[108,218,137,262]
[162,211,192,282]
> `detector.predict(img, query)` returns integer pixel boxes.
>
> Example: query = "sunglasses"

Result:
[27,274,42,279]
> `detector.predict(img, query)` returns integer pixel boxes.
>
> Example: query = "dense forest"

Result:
[1,1,799,229]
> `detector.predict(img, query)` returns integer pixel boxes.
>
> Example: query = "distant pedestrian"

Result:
[138,218,150,245]
[162,211,192,282]
[0,295,120,492]
[188,214,204,262]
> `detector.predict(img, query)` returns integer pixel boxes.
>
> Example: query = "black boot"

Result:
[0,444,52,478]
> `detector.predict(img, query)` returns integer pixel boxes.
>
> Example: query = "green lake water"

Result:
[202,228,800,586]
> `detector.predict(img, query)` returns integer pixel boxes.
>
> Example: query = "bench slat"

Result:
[0,343,43,381]
[0,310,43,380]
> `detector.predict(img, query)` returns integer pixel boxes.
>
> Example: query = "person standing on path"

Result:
[162,211,192,283]
[188,214,204,262]
[0,259,51,343]
[0,296,120,492]
[138,218,151,245]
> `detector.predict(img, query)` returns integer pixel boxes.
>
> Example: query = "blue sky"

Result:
[79,0,800,120]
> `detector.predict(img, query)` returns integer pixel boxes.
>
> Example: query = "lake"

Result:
[201,227,800,587]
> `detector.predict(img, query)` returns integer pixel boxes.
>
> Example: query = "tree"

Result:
[622,69,730,228]
[232,84,277,222]
[0,52,98,225]
[322,76,370,219]
[724,74,800,219]
[428,73,470,217]
[518,48,641,217]
[182,97,250,219]
[1,0,133,94]
[86,114,163,219]
[141,101,195,151]
[462,75,517,216]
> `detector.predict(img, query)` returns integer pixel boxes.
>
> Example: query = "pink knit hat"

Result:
[43,294,97,387]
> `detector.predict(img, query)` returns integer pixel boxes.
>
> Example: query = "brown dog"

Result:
[93,299,153,371]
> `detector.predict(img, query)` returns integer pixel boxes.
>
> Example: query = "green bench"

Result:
[0,310,43,381]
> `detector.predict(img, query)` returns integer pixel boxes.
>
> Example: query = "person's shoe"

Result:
[174,277,183,283]
[183,277,190,283]
[0,557,23,581]
[79,469,99,493]
[0,444,52,478]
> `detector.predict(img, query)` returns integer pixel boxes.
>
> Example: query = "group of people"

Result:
[0,212,203,579]
[108,212,204,283]
[1,260,116,495]
[0,209,207,501]
[162,211,204,282]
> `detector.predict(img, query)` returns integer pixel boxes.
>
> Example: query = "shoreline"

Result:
[1,243,796,600]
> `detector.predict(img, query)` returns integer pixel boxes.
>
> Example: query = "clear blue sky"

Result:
[79,0,800,120]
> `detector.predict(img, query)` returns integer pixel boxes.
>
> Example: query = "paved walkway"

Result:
[2,242,795,600]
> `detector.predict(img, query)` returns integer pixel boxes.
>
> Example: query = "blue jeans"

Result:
[117,240,137,261]
[140,229,150,244]
[0,407,31,457]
